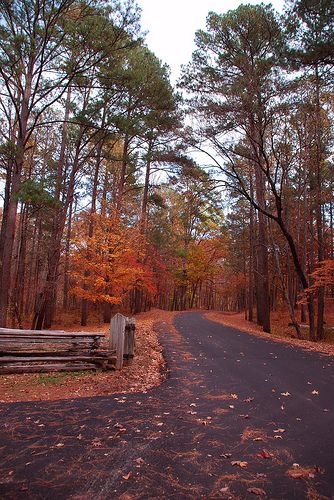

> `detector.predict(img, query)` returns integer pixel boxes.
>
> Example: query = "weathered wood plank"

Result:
[0,364,99,374]
[110,313,126,369]
[124,317,135,362]
[0,349,115,357]
[0,355,110,363]
[0,329,104,338]
[0,327,113,374]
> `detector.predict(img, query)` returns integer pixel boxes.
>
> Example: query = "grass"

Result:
[37,370,95,385]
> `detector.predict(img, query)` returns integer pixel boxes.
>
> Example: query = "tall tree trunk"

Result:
[248,183,255,322]
[254,168,271,333]
[116,134,130,212]
[140,139,153,233]
[63,197,73,311]
[276,216,316,341]
[32,123,85,329]
[81,121,105,326]
[314,64,325,341]
[0,155,24,326]
[0,60,34,326]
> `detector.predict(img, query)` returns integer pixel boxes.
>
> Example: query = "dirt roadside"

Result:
[0,310,178,403]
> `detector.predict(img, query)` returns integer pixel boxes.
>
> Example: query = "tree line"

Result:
[0,0,333,342]
[180,0,334,341]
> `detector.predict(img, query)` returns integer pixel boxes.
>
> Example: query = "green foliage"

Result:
[0,141,21,165]
[286,0,334,67]
[16,180,60,209]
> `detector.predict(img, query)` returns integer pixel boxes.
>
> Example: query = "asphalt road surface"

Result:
[1,312,334,499]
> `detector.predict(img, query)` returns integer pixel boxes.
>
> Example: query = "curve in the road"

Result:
[1,312,334,499]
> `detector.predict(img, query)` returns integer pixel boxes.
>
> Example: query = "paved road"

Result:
[1,312,334,499]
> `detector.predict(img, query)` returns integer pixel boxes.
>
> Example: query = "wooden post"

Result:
[110,314,136,369]
[124,317,135,364]
[110,313,126,369]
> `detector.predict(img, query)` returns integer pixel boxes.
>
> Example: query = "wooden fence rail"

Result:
[0,314,135,374]
[0,328,113,374]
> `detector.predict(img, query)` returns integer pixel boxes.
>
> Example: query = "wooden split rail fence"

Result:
[0,313,135,375]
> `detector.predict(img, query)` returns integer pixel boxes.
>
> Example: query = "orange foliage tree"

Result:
[306,260,334,294]
[70,213,156,309]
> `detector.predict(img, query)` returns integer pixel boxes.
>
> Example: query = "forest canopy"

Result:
[0,0,333,342]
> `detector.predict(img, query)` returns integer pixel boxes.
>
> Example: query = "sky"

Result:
[138,0,285,84]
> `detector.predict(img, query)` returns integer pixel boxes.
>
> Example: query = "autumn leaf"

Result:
[247,487,266,496]
[231,460,248,468]
[220,486,230,493]
[122,472,132,480]
[91,438,102,447]
[258,449,272,459]
[281,392,291,397]
[286,465,317,479]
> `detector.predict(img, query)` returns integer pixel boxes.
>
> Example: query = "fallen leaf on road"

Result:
[122,472,132,480]
[220,486,230,493]
[135,458,144,465]
[231,460,248,468]
[92,438,102,447]
[231,393,238,399]
[273,428,285,433]
[244,397,254,403]
[281,392,291,397]
[311,390,319,395]
[247,487,266,496]
[287,465,316,479]
[55,443,64,448]
[221,453,232,459]
[258,449,272,459]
